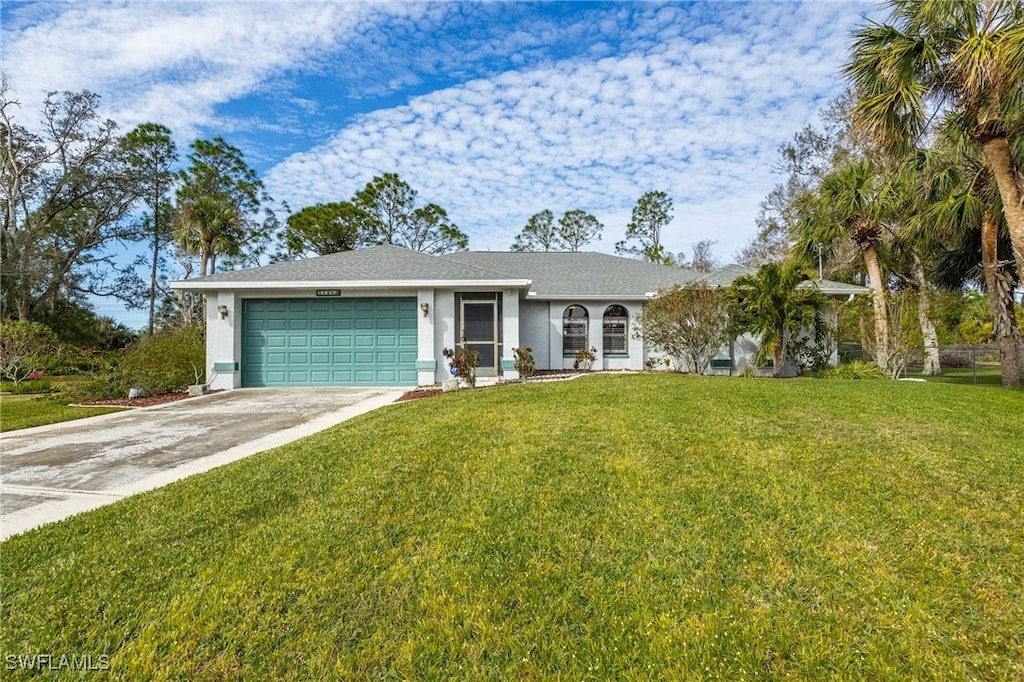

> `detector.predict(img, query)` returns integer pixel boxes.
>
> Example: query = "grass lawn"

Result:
[917,366,1004,386]
[0,394,125,432]
[1,374,1021,680]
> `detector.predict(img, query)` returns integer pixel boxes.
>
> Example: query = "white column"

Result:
[416,288,436,386]
[502,290,520,380]
[208,291,241,390]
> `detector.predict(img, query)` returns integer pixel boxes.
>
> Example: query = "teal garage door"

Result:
[242,298,418,386]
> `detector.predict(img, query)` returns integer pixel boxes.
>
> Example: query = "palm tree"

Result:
[172,194,243,277]
[921,127,1022,387]
[729,262,825,378]
[794,161,897,373]
[846,0,1024,285]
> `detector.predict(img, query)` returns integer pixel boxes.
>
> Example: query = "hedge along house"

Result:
[171,244,866,389]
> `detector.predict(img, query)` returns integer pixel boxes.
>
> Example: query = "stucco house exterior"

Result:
[171,244,865,390]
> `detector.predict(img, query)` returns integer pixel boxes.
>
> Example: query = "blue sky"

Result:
[2,0,878,328]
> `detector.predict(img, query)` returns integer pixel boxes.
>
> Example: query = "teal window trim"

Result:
[604,353,629,358]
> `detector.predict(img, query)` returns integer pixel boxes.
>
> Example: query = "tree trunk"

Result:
[774,329,786,378]
[148,222,159,336]
[981,211,1022,388]
[861,243,891,372]
[911,251,941,375]
[982,135,1024,287]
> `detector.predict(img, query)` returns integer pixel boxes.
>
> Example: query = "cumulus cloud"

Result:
[2,0,880,262]
[1,1,420,139]
[265,1,876,257]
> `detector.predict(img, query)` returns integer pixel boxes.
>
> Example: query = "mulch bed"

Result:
[395,388,444,402]
[78,390,222,408]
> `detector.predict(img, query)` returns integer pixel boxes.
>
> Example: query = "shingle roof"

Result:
[445,251,703,298]
[173,244,524,286]
[172,245,867,298]
[695,263,869,296]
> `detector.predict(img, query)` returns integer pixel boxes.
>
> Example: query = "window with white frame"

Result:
[603,305,628,354]
[562,305,589,356]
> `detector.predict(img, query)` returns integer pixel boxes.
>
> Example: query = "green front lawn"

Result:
[0,394,125,432]
[918,366,1004,386]
[2,375,1022,680]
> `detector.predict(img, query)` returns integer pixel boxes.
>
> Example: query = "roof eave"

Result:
[170,278,534,292]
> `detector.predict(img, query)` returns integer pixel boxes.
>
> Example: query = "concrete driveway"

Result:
[1,387,404,540]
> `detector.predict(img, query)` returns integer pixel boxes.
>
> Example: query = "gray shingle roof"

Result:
[445,251,703,298]
[172,245,867,298]
[695,263,869,296]
[173,244,523,285]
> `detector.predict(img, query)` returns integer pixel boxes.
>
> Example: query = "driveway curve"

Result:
[1,387,403,540]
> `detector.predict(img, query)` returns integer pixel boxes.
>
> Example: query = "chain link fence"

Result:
[838,342,1004,383]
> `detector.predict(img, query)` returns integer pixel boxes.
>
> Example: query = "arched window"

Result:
[562,305,589,356]
[603,305,628,354]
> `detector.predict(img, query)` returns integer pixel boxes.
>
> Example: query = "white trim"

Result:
[531,294,651,301]
[171,278,532,291]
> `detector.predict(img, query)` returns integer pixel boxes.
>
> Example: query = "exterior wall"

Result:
[416,288,436,386]
[542,299,646,372]
[206,288,854,386]
[518,300,550,370]
[429,288,525,384]
[500,290,520,380]
[206,290,241,390]
[432,289,456,383]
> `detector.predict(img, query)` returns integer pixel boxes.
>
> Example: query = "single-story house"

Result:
[171,244,866,389]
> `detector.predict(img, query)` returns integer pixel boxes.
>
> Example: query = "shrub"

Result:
[573,347,596,371]
[816,360,888,380]
[0,376,56,394]
[0,320,62,385]
[59,371,132,402]
[939,353,973,368]
[442,346,480,389]
[634,283,731,374]
[513,347,535,382]
[118,326,205,395]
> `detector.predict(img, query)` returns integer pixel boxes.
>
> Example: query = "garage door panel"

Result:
[242,297,418,386]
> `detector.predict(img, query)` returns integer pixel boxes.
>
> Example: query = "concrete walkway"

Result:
[1,387,404,540]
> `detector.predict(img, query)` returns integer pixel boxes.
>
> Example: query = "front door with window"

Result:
[461,298,498,377]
